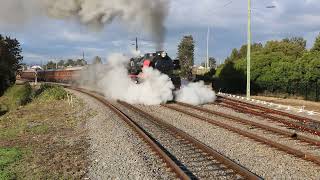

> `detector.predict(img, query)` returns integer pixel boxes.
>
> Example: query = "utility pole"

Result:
[135,37,138,52]
[247,0,251,99]
[206,27,210,70]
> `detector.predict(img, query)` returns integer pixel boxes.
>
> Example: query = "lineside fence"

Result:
[212,79,320,102]
[254,81,320,102]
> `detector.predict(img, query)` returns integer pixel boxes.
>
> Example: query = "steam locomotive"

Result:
[128,51,181,89]
[21,51,181,89]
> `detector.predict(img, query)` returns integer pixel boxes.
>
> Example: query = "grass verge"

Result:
[0,84,32,114]
[0,84,94,179]
[0,148,21,179]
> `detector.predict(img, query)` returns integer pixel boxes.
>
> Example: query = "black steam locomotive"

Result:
[128,51,181,89]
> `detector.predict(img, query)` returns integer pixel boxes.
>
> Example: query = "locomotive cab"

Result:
[128,51,181,89]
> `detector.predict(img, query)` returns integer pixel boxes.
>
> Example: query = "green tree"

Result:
[298,51,320,82]
[92,56,102,64]
[76,59,87,66]
[215,61,245,93]
[58,60,65,67]
[0,35,23,95]
[311,33,320,52]
[200,57,216,68]
[177,35,195,77]
[46,61,56,69]
[264,38,306,59]
[208,57,216,68]
[65,59,75,67]
[229,48,240,61]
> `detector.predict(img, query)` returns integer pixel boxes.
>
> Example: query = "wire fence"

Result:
[253,81,320,102]
[213,79,320,102]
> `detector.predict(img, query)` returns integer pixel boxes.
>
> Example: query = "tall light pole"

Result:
[247,2,275,99]
[246,0,251,99]
[206,27,210,70]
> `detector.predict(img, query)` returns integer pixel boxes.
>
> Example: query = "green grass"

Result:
[0,84,32,113]
[28,124,49,134]
[0,84,68,139]
[0,84,90,179]
[36,84,67,102]
[0,148,21,180]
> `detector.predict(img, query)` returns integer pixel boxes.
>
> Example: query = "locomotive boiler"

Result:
[128,51,181,89]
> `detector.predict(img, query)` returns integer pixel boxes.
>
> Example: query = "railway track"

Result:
[216,95,320,136]
[68,87,261,179]
[163,102,320,166]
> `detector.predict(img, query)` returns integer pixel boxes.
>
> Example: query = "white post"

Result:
[206,27,210,70]
[34,71,38,85]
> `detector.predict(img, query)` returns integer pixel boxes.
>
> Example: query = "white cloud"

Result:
[23,52,46,59]
[3,0,320,64]
[60,30,98,42]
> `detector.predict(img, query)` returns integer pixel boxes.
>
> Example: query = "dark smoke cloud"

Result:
[0,0,169,49]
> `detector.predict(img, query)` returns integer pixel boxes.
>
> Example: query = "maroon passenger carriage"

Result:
[20,67,83,83]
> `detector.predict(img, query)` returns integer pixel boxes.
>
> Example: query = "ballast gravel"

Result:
[68,89,174,179]
[138,104,320,179]
[203,103,320,142]
[114,102,237,179]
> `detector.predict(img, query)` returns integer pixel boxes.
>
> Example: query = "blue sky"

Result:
[1,0,320,65]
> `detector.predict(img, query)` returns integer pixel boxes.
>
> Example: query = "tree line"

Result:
[43,56,103,69]
[44,59,87,69]
[215,34,320,100]
[0,35,22,95]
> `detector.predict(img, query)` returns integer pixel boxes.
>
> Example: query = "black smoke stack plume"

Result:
[0,0,169,48]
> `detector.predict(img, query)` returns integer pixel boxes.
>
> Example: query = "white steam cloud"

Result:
[175,81,216,105]
[78,53,216,105]
[0,0,169,48]
[79,53,174,105]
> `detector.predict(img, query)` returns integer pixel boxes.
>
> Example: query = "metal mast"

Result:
[246,0,251,99]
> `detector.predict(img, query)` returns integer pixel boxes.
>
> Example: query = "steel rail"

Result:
[163,104,320,166]
[176,102,320,147]
[219,100,320,136]
[67,87,190,180]
[219,95,319,124]
[119,101,262,180]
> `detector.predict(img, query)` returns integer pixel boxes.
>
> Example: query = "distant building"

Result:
[192,65,208,75]
[31,65,43,70]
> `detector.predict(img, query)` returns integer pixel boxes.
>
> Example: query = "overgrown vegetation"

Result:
[0,148,21,179]
[214,34,320,101]
[0,84,32,114]
[36,84,67,101]
[0,83,91,179]
[0,83,68,116]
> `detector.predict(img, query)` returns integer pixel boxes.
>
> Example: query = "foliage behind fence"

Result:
[212,79,320,102]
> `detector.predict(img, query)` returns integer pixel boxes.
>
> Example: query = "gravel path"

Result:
[67,89,174,179]
[139,104,320,179]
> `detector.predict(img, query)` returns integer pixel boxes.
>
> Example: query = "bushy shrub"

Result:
[37,85,67,101]
[0,84,32,111]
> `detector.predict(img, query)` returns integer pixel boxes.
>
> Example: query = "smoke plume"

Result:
[0,0,169,48]
[79,53,174,105]
[78,53,216,105]
[175,81,216,105]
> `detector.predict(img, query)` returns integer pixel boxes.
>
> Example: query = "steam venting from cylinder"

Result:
[0,0,169,49]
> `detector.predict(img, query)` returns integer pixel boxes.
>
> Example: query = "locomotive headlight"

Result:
[161,51,167,58]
